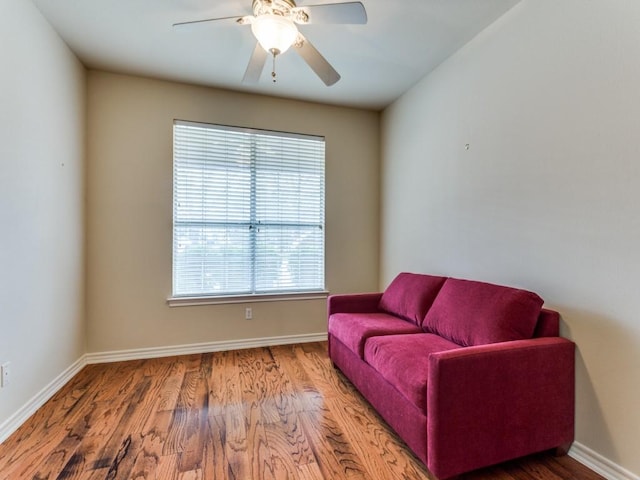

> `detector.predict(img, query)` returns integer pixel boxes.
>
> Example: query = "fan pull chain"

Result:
[271,52,277,83]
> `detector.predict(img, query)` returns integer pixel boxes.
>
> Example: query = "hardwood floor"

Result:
[0,342,603,480]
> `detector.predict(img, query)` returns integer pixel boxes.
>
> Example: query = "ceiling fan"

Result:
[173,0,368,86]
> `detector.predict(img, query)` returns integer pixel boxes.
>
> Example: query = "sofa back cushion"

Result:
[422,278,544,346]
[378,272,447,325]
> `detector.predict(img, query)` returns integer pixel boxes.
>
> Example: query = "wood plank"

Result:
[88,367,153,478]
[271,344,324,413]
[237,348,281,424]
[203,414,231,480]
[156,452,179,480]
[164,368,203,456]
[125,410,174,480]
[261,347,315,467]
[177,368,210,473]
[299,407,368,479]
[205,349,231,418]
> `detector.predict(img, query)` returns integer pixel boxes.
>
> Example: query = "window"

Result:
[172,120,325,300]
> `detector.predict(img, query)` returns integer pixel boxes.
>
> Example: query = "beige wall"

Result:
[0,0,86,429]
[86,71,380,353]
[381,0,640,476]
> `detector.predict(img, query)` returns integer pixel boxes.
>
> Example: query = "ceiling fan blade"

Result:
[243,43,268,83]
[173,15,253,30]
[294,34,341,86]
[292,2,367,25]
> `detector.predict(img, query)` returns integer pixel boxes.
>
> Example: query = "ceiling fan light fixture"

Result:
[251,14,298,55]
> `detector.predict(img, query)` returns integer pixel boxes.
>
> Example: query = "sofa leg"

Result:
[553,442,572,457]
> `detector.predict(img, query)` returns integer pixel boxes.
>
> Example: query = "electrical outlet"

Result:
[245,307,253,320]
[1,362,11,388]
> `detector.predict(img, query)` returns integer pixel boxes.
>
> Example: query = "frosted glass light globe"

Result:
[251,14,298,55]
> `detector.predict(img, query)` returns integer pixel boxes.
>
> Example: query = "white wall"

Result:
[86,71,380,353]
[0,0,86,432]
[382,0,640,476]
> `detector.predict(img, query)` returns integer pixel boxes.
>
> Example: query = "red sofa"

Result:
[327,273,575,479]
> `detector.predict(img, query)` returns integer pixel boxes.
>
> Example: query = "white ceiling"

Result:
[32,0,521,110]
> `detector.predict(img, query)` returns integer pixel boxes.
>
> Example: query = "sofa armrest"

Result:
[327,292,383,316]
[427,337,575,479]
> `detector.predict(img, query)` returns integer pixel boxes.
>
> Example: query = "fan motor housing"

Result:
[252,0,297,17]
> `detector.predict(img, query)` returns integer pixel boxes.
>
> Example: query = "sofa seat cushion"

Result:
[364,333,460,413]
[328,313,423,359]
[422,278,544,347]
[378,273,447,325]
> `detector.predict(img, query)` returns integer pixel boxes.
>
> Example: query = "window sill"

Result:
[167,291,330,307]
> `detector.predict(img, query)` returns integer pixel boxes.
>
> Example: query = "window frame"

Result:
[168,120,328,306]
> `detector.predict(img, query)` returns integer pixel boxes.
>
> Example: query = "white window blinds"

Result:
[172,120,325,297]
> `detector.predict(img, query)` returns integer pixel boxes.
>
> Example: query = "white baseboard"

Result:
[570,442,640,480]
[85,332,328,364]
[0,356,87,444]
